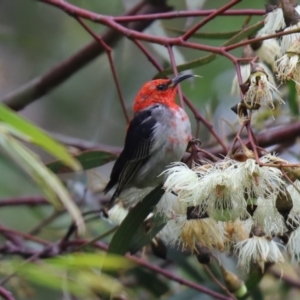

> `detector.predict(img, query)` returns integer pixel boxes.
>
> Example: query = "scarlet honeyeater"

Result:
[104,74,193,208]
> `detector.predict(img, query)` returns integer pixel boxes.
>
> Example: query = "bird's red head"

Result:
[133,74,194,113]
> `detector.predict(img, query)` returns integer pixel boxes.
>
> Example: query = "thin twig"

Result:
[0,225,50,246]
[0,197,48,207]
[28,210,65,235]
[182,0,242,41]
[67,240,234,300]
[75,17,130,124]
[0,286,15,300]
[203,265,237,300]
[167,45,185,108]
[2,0,171,110]
[113,9,265,23]
[269,268,300,289]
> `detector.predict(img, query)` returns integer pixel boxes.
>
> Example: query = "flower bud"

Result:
[219,264,247,296]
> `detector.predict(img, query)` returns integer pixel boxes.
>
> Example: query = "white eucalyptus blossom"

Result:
[163,156,284,224]
[254,38,281,71]
[155,191,187,219]
[260,153,288,164]
[231,157,285,200]
[276,39,300,82]
[196,167,246,221]
[280,24,300,55]
[162,162,202,205]
[276,44,300,95]
[276,53,299,81]
[287,226,300,263]
[287,180,300,228]
[158,215,186,247]
[107,203,129,225]
[231,64,251,96]
[252,197,287,236]
[258,7,285,35]
[292,64,300,94]
[224,218,253,249]
[181,218,225,251]
[235,236,284,272]
[243,70,284,109]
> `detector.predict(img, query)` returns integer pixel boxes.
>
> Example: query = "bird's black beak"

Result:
[169,74,199,87]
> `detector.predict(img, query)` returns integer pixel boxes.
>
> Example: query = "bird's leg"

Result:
[187,137,202,151]
[184,137,202,167]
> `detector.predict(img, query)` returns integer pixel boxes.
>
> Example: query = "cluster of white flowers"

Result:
[103,4,300,275]
[257,5,300,57]
[276,40,300,96]
[231,4,300,119]
[262,5,300,89]
[154,155,300,273]
[231,63,284,124]
[243,68,284,110]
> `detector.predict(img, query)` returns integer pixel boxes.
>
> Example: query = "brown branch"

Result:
[167,45,184,108]
[0,197,48,207]
[0,286,15,300]
[75,17,130,124]
[49,131,121,153]
[0,225,50,246]
[113,9,265,23]
[66,240,233,300]
[182,0,242,41]
[1,0,172,111]
[269,268,300,289]
[209,121,300,156]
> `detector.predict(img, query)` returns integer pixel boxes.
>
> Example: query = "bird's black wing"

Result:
[104,106,158,204]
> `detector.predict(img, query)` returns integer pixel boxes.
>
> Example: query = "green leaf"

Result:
[48,253,133,270]
[108,186,165,255]
[288,80,299,115]
[245,269,264,291]
[168,248,207,282]
[0,103,80,171]
[129,268,170,297]
[47,150,118,174]
[19,264,87,296]
[0,125,85,233]
[155,21,264,78]
[7,254,133,298]
[129,214,166,254]
[239,269,264,300]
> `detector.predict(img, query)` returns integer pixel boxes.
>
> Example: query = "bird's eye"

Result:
[157,84,167,91]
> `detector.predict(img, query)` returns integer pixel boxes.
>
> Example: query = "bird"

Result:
[104,74,194,208]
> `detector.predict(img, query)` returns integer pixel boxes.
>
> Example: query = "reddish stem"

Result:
[66,240,233,300]
[246,122,260,162]
[182,0,242,41]
[0,225,50,246]
[75,17,130,123]
[183,95,228,153]
[36,0,249,56]
[0,286,15,300]
[113,9,265,23]
[0,197,48,207]
[225,27,300,51]
[167,45,185,108]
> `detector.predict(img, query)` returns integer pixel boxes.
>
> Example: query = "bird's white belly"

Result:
[134,107,191,187]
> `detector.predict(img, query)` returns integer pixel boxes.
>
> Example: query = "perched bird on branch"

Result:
[104,74,194,208]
